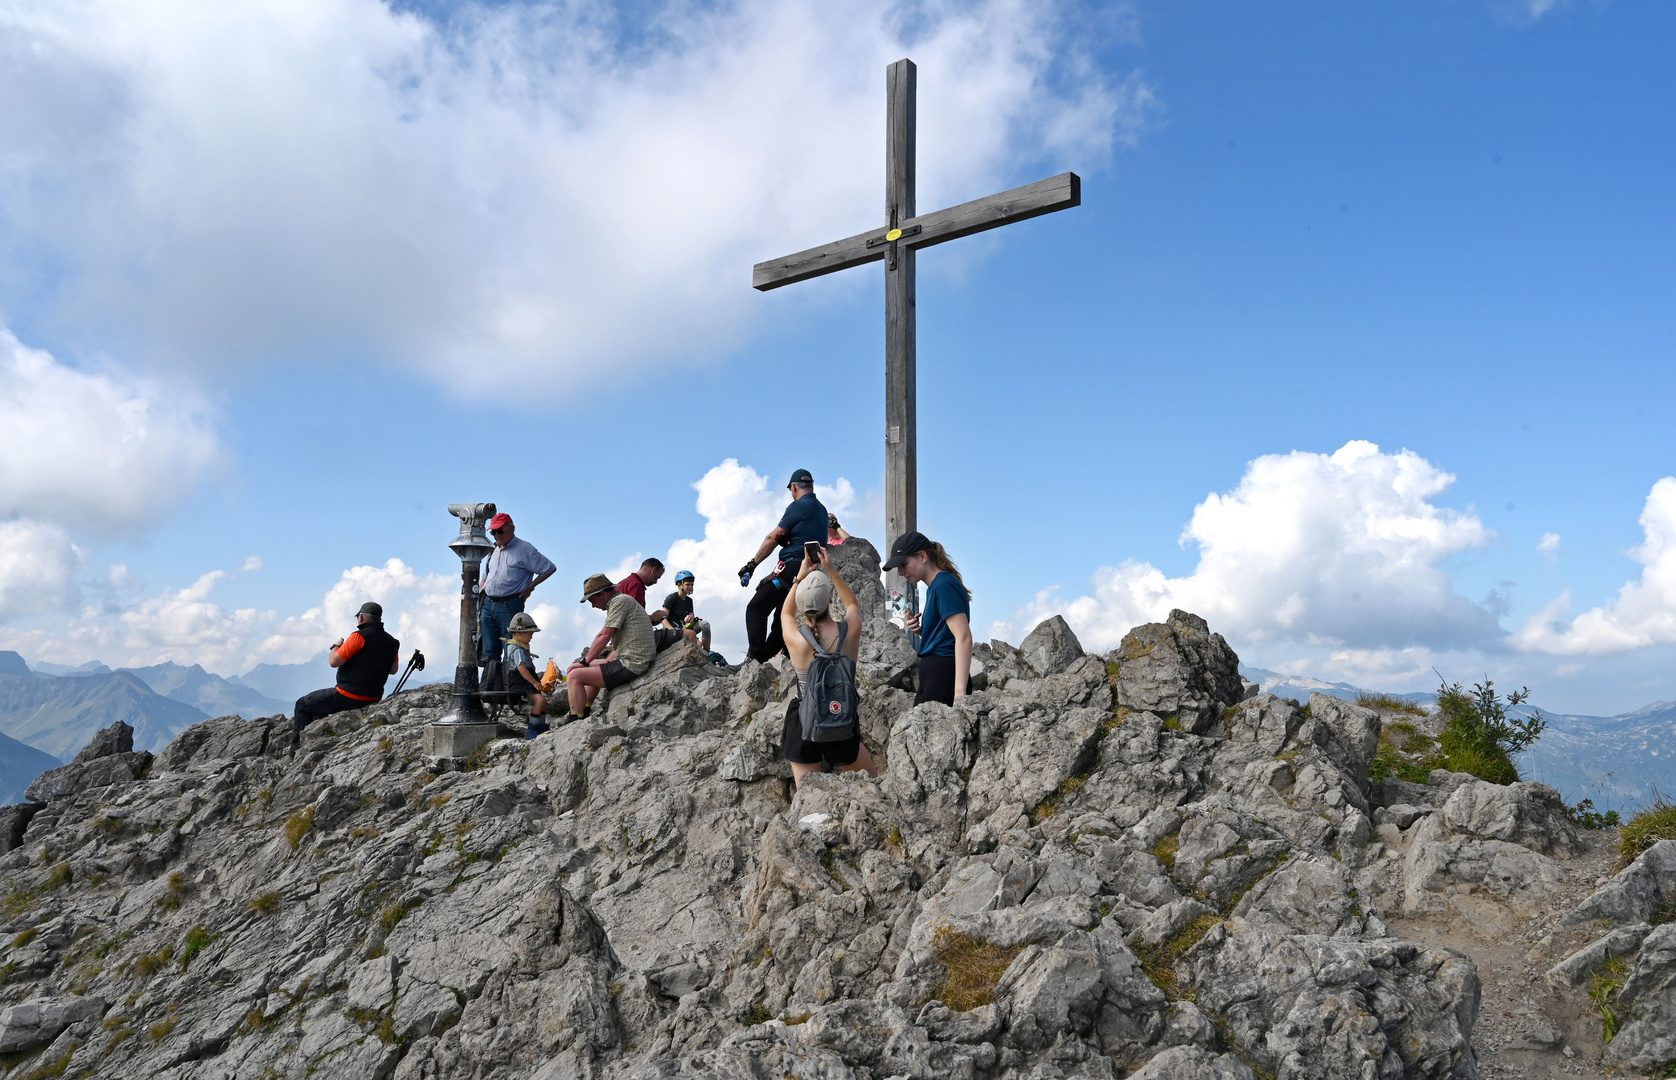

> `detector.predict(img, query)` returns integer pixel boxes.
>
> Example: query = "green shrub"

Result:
[1568,798,1622,830]
[1433,679,1545,784]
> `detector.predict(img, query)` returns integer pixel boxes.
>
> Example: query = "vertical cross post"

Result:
[885,59,917,613]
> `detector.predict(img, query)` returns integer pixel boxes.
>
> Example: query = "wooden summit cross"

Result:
[753,58,1080,596]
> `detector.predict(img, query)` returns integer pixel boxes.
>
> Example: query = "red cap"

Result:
[488,513,513,531]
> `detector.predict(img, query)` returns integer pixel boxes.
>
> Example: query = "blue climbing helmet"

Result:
[674,570,694,583]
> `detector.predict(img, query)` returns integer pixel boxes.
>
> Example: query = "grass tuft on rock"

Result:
[248,891,282,916]
[1356,693,1426,716]
[931,927,1024,1012]
[1619,792,1676,868]
[284,806,316,851]
[180,925,216,968]
[1132,914,1219,1001]
[1150,832,1179,871]
[1588,956,1629,1042]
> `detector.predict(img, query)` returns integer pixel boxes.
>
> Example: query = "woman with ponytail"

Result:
[882,531,973,707]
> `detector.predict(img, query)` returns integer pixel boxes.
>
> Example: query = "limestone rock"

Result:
[0,995,104,1052]
[1297,693,1382,787]
[1129,1045,1257,1080]
[69,720,133,765]
[1438,779,1582,858]
[1018,615,1084,677]
[1108,610,1244,734]
[1602,923,1676,1075]
[1560,839,1676,929]
[0,574,1513,1080]
[24,750,152,803]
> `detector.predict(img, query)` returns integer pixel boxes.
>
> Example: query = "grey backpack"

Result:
[797,623,857,742]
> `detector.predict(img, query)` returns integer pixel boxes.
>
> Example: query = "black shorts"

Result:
[653,626,683,652]
[915,653,969,707]
[782,698,860,767]
[601,659,640,689]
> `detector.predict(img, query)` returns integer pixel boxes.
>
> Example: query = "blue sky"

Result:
[0,0,1672,714]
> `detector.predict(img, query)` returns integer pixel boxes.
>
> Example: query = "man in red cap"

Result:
[476,512,556,665]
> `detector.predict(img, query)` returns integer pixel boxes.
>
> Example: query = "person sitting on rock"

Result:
[883,530,973,707]
[615,557,664,609]
[564,573,656,722]
[502,611,548,738]
[659,570,711,653]
[779,548,877,785]
[618,558,686,653]
[290,601,400,756]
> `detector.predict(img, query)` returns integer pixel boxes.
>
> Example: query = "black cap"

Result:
[357,601,384,620]
[787,468,814,488]
[881,530,933,570]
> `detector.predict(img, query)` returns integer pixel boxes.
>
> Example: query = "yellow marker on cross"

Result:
[885,228,903,241]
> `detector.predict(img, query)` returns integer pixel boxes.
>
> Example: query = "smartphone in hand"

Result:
[804,540,822,562]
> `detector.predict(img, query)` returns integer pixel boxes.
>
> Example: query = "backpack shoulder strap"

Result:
[797,625,821,652]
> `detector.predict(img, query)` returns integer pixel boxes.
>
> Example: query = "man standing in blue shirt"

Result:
[740,469,828,662]
[476,512,557,664]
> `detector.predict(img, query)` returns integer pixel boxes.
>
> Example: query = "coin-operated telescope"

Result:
[441,502,496,724]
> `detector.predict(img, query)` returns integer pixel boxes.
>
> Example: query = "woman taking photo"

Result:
[779,547,878,786]
[883,531,973,706]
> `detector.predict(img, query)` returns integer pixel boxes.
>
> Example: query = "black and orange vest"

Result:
[337,622,400,701]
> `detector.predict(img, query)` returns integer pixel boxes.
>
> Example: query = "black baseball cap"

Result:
[357,601,384,620]
[881,530,933,570]
[787,468,814,488]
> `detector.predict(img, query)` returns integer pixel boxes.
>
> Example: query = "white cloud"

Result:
[0,556,458,676]
[991,440,1498,655]
[1513,477,1676,656]
[1537,532,1561,554]
[0,0,1153,392]
[0,328,220,535]
[659,460,855,662]
[0,519,81,619]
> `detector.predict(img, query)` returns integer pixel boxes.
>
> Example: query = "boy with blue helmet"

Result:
[659,570,711,652]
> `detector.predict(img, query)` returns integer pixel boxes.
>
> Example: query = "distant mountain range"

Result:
[227,657,333,706]
[0,669,207,760]
[120,662,291,719]
[0,650,296,787]
[1241,665,1674,810]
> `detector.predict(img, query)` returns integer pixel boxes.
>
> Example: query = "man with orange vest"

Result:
[289,601,400,756]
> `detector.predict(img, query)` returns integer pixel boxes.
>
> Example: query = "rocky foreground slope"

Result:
[0,539,1672,1080]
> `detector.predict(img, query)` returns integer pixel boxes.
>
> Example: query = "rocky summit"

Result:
[0,538,1672,1080]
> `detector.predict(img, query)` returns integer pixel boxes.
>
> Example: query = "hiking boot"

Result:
[526,717,550,739]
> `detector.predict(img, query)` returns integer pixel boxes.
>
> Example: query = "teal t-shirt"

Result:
[917,571,970,657]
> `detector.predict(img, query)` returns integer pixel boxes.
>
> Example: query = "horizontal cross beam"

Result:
[752,172,1081,292]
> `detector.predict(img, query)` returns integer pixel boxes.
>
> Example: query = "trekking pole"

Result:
[392,649,426,696]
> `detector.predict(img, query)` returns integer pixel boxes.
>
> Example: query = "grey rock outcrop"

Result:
[0,582,1598,1079]
[0,994,104,1052]
[1108,610,1244,734]
[1018,615,1083,677]
[23,749,152,803]
[69,720,134,765]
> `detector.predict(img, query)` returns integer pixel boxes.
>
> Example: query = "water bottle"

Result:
[739,566,754,588]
